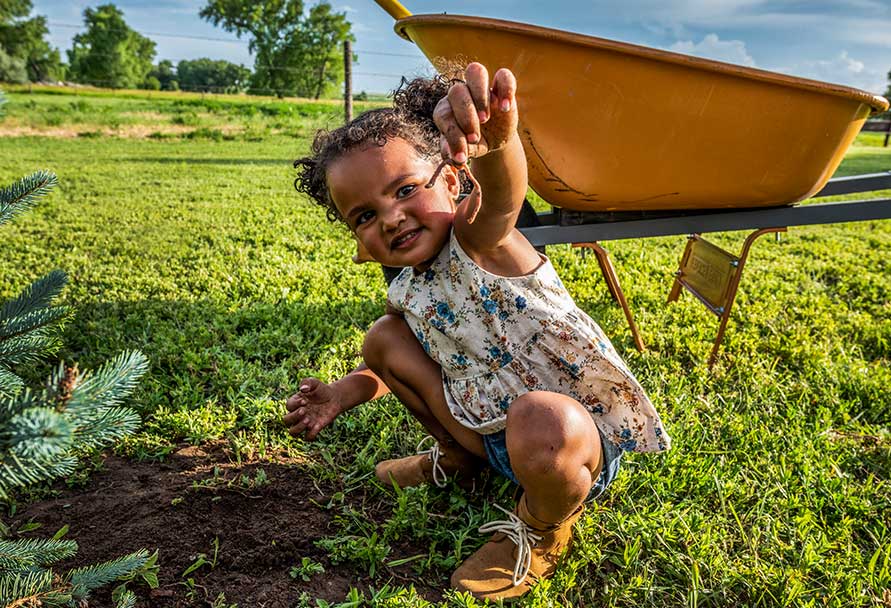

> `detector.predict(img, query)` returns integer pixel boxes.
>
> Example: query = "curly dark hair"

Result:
[293,73,454,225]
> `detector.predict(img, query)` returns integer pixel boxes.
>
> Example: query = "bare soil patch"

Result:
[11,443,445,607]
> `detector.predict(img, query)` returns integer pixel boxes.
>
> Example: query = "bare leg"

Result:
[362,314,486,461]
[505,391,602,523]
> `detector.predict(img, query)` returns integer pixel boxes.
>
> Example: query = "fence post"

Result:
[344,39,353,124]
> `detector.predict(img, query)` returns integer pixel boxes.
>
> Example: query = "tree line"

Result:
[0,0,354,99]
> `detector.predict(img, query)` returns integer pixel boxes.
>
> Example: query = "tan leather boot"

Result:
[375,436,479,489]
[450,494,584,600]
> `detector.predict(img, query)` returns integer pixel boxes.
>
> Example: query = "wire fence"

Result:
[40,18,429,97]
[48,20,421,59]
[27,75,402,99]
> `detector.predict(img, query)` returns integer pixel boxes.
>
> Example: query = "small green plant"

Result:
[289,556,325,582]
[182,536,220,576]
[315,532,390,577]
[191,466,269,494]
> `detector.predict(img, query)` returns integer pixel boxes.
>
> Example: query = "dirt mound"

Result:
[12,444,445,607]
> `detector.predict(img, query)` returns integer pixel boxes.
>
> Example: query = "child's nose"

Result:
[381,205,406,231]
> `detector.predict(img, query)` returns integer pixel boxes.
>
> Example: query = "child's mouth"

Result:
[391,229,420,249]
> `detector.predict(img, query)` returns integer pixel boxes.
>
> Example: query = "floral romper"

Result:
[387,230,670,453]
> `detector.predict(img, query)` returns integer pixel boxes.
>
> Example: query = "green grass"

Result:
[1,89,890,607]
[1,87,385,138]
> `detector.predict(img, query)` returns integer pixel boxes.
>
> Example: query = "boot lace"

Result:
[416,436,447,488]
[478,504,543,586]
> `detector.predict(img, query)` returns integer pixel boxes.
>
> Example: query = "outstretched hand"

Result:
[283,378,344,441]
[430,63,517,224]
[433,62,518,165]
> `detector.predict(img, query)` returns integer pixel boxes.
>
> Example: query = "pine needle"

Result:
[0,171,58,227]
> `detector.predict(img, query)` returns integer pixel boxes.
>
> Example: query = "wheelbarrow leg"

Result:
[573,242,645,352]
[667,228,785,368]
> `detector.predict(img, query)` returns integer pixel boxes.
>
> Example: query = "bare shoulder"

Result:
[455,229,543,277]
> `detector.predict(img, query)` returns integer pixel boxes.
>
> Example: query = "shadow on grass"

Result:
[43,295,387,415]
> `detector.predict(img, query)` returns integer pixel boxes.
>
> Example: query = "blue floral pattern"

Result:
[388,230,670,453]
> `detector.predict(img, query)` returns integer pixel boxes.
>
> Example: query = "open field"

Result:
[1,88,890,607]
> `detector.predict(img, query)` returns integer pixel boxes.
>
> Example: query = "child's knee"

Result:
[362,314,411,371]
[506,392,598,472]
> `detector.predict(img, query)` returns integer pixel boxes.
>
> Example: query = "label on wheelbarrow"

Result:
[677,237,737,314]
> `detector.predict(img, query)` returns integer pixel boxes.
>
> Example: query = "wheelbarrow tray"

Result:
[394,14,889,212]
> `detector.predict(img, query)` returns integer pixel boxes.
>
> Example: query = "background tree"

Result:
[0,0,63,82]
[199,0,354,98]
[67,4,156,89]
[0,170,156,606]
[0,48,27,84]
[149,59,178,91]
[176,57,251,93]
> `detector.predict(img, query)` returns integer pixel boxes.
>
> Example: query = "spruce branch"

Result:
[66,350,149,413]
[0,171,58,227]
[0,538,78,572]
[0,270,69,336]
[115,589,137,608]
[0,332,63,367]
[0,452,78,502]
[0,387,40,426]
[66,549,150,600]
[3,408,73,461]
[0,570,58,608]
[0,305,70,343]
[70,407,141,451]
[0,366,23,401]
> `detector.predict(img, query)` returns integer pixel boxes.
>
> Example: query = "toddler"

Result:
[284,63,670,600]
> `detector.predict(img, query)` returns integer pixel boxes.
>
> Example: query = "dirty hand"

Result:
[433,62,518,165]
[283,378,344,441]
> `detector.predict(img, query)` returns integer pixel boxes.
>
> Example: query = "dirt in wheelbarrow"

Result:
[10,443,446,607]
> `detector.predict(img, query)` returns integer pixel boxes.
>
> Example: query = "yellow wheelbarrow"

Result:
[373,0,888,212]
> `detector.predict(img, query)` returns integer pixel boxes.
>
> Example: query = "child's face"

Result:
[328,138,460,271]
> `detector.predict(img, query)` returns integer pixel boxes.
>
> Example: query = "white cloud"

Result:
[774,51,886,94]
[669,33,756,67]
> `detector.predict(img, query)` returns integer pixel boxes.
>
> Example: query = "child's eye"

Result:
[355,210,375,226]
[396,184,415,199]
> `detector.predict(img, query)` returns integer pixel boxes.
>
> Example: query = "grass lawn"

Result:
[1,89,889,607]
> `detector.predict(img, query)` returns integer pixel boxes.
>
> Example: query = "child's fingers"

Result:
[491,68,517,112]
[464,62,490,122]
[447,84,481,146]
[284,414,308,437]
[299,377,320,393]
[433,98,468,163]
[285,393,304,412]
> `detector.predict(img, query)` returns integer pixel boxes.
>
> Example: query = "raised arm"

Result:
[432,64,538,273]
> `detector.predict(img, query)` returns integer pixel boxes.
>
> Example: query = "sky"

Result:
[32,0,891,97]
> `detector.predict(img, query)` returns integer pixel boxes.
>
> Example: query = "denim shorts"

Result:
[482,426,623,501]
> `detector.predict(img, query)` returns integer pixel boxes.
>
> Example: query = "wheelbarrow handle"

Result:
[374,0,412,20]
